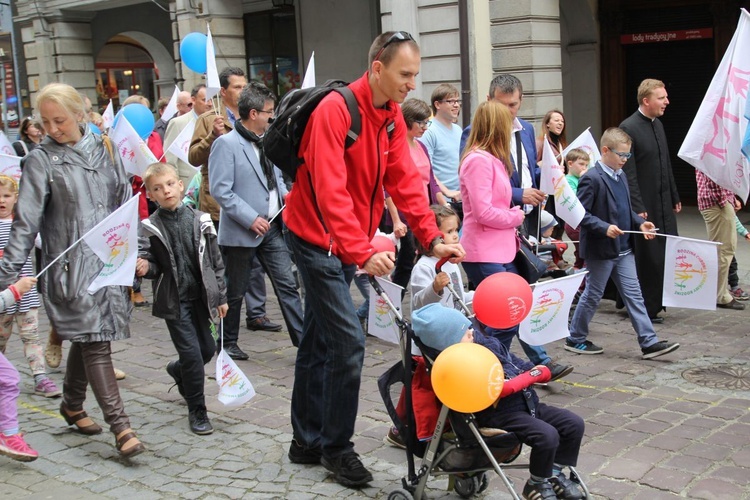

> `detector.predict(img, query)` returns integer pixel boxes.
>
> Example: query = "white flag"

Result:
[101,100,115,130]
[561,127,601,169]
[678,8,750,202]
[82,195,140,293]
[301,51,316,89]
[161,85,180,121]
[0,154,22,184]
[166,118,198,169]
[205,24,221,100]
[367,276,402,345]
[112,116,159,177]
[662,236,720,311]
[519,272,587,346]
[0,132,15,156]
[216,349,256,406]
[540,137,585,229]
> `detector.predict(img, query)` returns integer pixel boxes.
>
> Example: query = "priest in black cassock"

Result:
[620,79,681,322]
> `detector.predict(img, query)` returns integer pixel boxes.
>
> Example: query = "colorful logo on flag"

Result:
[373,295,392,329]
[527,287,565,332]
[673,249,708,295]
[99,223,131,278]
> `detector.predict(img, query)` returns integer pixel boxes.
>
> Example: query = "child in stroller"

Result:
[412,303,586,500]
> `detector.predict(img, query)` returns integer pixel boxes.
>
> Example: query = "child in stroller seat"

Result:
[412,303,585,500]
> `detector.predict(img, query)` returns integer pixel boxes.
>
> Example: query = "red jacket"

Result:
[284,72,441,266]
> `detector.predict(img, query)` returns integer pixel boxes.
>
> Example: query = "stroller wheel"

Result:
[454,475,478,498]
[387,488,414,500]
[476,472,490,494]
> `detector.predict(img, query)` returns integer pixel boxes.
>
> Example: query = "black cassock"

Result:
[618,111,680,318]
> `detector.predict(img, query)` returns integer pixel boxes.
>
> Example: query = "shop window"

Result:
[95,40,157,112]
[244,10,300,98]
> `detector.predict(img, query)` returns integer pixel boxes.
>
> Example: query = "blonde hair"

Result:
[600,127,632,151]
[122,95,151,108]
[0,175,18,194]
[637,79,665,105]
[462,101,513,175]
[36,83,87,123]
[143,162,179,189]
[565,148,590,165]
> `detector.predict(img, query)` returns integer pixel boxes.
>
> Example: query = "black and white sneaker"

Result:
[549,472,583,499]
[641,341,680,360]
[522,479,557,499]
[321,451,373,487]
[564,339,603,355]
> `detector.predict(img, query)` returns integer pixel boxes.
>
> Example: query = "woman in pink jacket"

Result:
[460,101,570,380]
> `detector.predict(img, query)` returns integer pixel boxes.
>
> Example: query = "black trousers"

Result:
[165,299,216,411]
[479,402,584,478]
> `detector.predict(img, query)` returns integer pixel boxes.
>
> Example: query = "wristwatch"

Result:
[428,236,445,252]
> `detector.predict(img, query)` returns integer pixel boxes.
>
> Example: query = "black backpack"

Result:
[264,80,362,179]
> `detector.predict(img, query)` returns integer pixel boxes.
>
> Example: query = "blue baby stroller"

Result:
[371,273,590,499]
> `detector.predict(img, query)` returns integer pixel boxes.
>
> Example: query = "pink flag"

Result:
[678,8,750,202]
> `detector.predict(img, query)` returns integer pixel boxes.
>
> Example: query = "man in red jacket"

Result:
[283,32,465,488]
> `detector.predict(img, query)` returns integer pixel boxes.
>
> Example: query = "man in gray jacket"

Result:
[208,81,303,359]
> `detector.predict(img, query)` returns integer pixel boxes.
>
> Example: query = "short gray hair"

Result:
[238,81,277,120]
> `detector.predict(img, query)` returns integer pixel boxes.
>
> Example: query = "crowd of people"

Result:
[0,29,747,500]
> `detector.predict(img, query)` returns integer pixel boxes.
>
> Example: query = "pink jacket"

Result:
[459,150,525,264]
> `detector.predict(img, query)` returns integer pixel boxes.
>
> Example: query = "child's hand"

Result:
[13,277,37,295]
[433,272,450,294]
[606,225,624,239]
[392,221,407,239]
[217,303,228,318]
[135,258,149,277]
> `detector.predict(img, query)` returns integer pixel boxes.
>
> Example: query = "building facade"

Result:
[10,0,748,202]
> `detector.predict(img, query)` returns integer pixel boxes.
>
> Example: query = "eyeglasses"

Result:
[415,119,430,129]
[608,149,632,159]
[373,31,415,62]
[256,109,275,116]
[440,99,462,106]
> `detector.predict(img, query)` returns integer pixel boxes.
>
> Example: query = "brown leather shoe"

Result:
[246,316,282,332]
[717,299,746,310]
[116,430,146,458]
[60,404,103,435]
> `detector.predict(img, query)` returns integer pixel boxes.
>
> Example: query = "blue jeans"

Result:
[222,223,303,347]
[353,273,370,320]
[244,258,267,320]
[569,252,658,349]
[289,232,363,458]
[462,261,551,366]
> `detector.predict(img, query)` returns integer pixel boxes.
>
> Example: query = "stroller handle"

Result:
[435,256,450,273]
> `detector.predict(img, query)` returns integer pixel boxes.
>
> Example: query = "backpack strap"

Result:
[335,86,361,148]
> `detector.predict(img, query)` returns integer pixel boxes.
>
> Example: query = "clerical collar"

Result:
[637,108,656,122]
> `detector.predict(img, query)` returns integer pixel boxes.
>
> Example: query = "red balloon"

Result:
[473,272,533,329]
[371,235,396,254]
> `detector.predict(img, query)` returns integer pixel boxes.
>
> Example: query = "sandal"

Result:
[45,342,63,369]
[116,430,146,458]
[60,404,103,435]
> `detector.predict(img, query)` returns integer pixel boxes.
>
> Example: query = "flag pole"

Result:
[35,193,142,279]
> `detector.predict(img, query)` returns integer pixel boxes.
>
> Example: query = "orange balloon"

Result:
[473,272,533,329]
[431,342,504,413]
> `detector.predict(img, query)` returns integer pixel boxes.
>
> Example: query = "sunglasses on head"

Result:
[373,31,415,62]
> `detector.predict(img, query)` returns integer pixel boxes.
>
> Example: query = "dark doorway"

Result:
[623,38,715,204]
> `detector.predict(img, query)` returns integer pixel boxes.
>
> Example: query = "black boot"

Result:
[188,406,214,435]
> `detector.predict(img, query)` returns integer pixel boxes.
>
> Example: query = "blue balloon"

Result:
[88,123,102,135]
[180,32,208,74]
[113,103,155,140]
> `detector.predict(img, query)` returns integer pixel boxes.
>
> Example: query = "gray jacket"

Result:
[0,127,133,342]
[139,206,227,323]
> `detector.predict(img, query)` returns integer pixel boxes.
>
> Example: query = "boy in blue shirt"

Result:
[565,128,679,359]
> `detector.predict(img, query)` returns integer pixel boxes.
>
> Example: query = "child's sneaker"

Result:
[384,426,405,449]
[731,287,750,301]
[0,433,39,462]
[34,378,62,398]
[522,479,556,499]
[549,472,583,499]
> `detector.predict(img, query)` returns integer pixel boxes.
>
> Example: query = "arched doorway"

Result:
[94,31,175,113]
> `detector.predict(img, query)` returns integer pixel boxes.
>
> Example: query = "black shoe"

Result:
[717,299,746,310]
[641,341,680,360]
[288,439,322,464]
[165,361,185,397]
[522,479,557,499]
[549,472,583,499]
[321,451,373,487]
[545,361,574,382]
[650,316,665,324]
[246,316,283,332]
[223,344,249,360]
[188,406,214,435]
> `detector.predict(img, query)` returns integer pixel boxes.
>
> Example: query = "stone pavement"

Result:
[1,208,750,499]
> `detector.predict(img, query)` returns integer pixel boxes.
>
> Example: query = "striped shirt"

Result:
[0,218,41,314]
